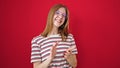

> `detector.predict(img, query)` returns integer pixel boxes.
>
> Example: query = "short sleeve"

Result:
[31,37,41,63]
[69,34,78,54]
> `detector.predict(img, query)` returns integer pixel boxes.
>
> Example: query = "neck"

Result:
[49,25,59,35]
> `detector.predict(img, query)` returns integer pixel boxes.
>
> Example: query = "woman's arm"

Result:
[33,56,52,68]
[33,42,58,68]
[64,54,77,68]
[64,47,77,68]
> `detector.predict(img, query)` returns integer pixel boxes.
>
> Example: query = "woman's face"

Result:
[53,7,66,28]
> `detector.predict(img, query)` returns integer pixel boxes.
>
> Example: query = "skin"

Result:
[33,7,77,68]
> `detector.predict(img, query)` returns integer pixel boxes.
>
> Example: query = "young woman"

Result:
[31,4,78,68]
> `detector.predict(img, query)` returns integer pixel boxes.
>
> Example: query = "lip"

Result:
[55,18,62,23]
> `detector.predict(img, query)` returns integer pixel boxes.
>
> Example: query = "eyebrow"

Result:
[56,10,66,14]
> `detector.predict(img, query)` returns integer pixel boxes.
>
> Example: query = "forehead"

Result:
[57,7,66,13]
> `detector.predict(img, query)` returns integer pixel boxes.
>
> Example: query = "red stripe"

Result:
[31,54,40,56]
[31,57,41,60]
[32,50,40,52]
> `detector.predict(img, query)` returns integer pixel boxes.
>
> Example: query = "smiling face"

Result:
[53,7,66,28]
[41,4,69,39]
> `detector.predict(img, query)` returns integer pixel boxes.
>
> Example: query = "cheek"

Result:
[59,20,65,26]
[61,18,65,23]
[63,18,65,22]
[53,15,57,19]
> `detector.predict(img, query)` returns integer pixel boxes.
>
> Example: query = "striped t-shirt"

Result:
[31,34,78,68]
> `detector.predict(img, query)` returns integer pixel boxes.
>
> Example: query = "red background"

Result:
[0,0,120,68]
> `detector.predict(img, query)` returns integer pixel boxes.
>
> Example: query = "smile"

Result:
[55,18,62,23]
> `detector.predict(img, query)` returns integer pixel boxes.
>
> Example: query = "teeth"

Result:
[55,18,61,23]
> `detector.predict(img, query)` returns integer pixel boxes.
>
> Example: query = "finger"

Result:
[64,52,70,56]
[66,50,71,53]
[51,43,56,50]
[50,46,54,52]
[66,48,72,53]
[51,41,59,51]
[64,53,70,58]
[53,41,59,47]
[64,55,67,59]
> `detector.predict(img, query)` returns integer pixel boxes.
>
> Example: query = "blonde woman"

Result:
[31,4,78,68]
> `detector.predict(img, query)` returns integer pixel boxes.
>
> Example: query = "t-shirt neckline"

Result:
[47,34,60,37]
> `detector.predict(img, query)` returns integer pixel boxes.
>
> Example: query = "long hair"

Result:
[41,4,69,41]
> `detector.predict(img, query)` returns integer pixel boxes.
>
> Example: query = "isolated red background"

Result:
[0,0,120,68]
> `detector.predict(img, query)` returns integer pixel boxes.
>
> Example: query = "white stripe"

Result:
[55,53,64,56]
[57,45,69,48]
[31,59,41,63]
[31,56,41,59]
[32,52,40,54]
[56,49,67,52]
[53,57,65,61]
[32,48,40,50]
[32,44,39,47]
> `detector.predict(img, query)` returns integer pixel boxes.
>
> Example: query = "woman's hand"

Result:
[49,41,58,59]
[33,42,59,68]
[64,48,73,59]
[64,46,76,59]
[64,46,77,68]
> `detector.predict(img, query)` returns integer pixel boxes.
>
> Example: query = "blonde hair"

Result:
[41,4,69,41]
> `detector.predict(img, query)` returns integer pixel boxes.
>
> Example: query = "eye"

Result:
[62,13,66,17]
[55,11,66,17]
[55,11,60,15]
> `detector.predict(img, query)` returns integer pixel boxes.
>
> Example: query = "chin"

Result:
[54,22,62,27]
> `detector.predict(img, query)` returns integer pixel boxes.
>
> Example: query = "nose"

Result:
[58,14,63,19]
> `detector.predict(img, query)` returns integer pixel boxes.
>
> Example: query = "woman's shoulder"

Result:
[68,33,73,35]
[31,34,43,42]
[68,33,74,37]
[68,33,75,38]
